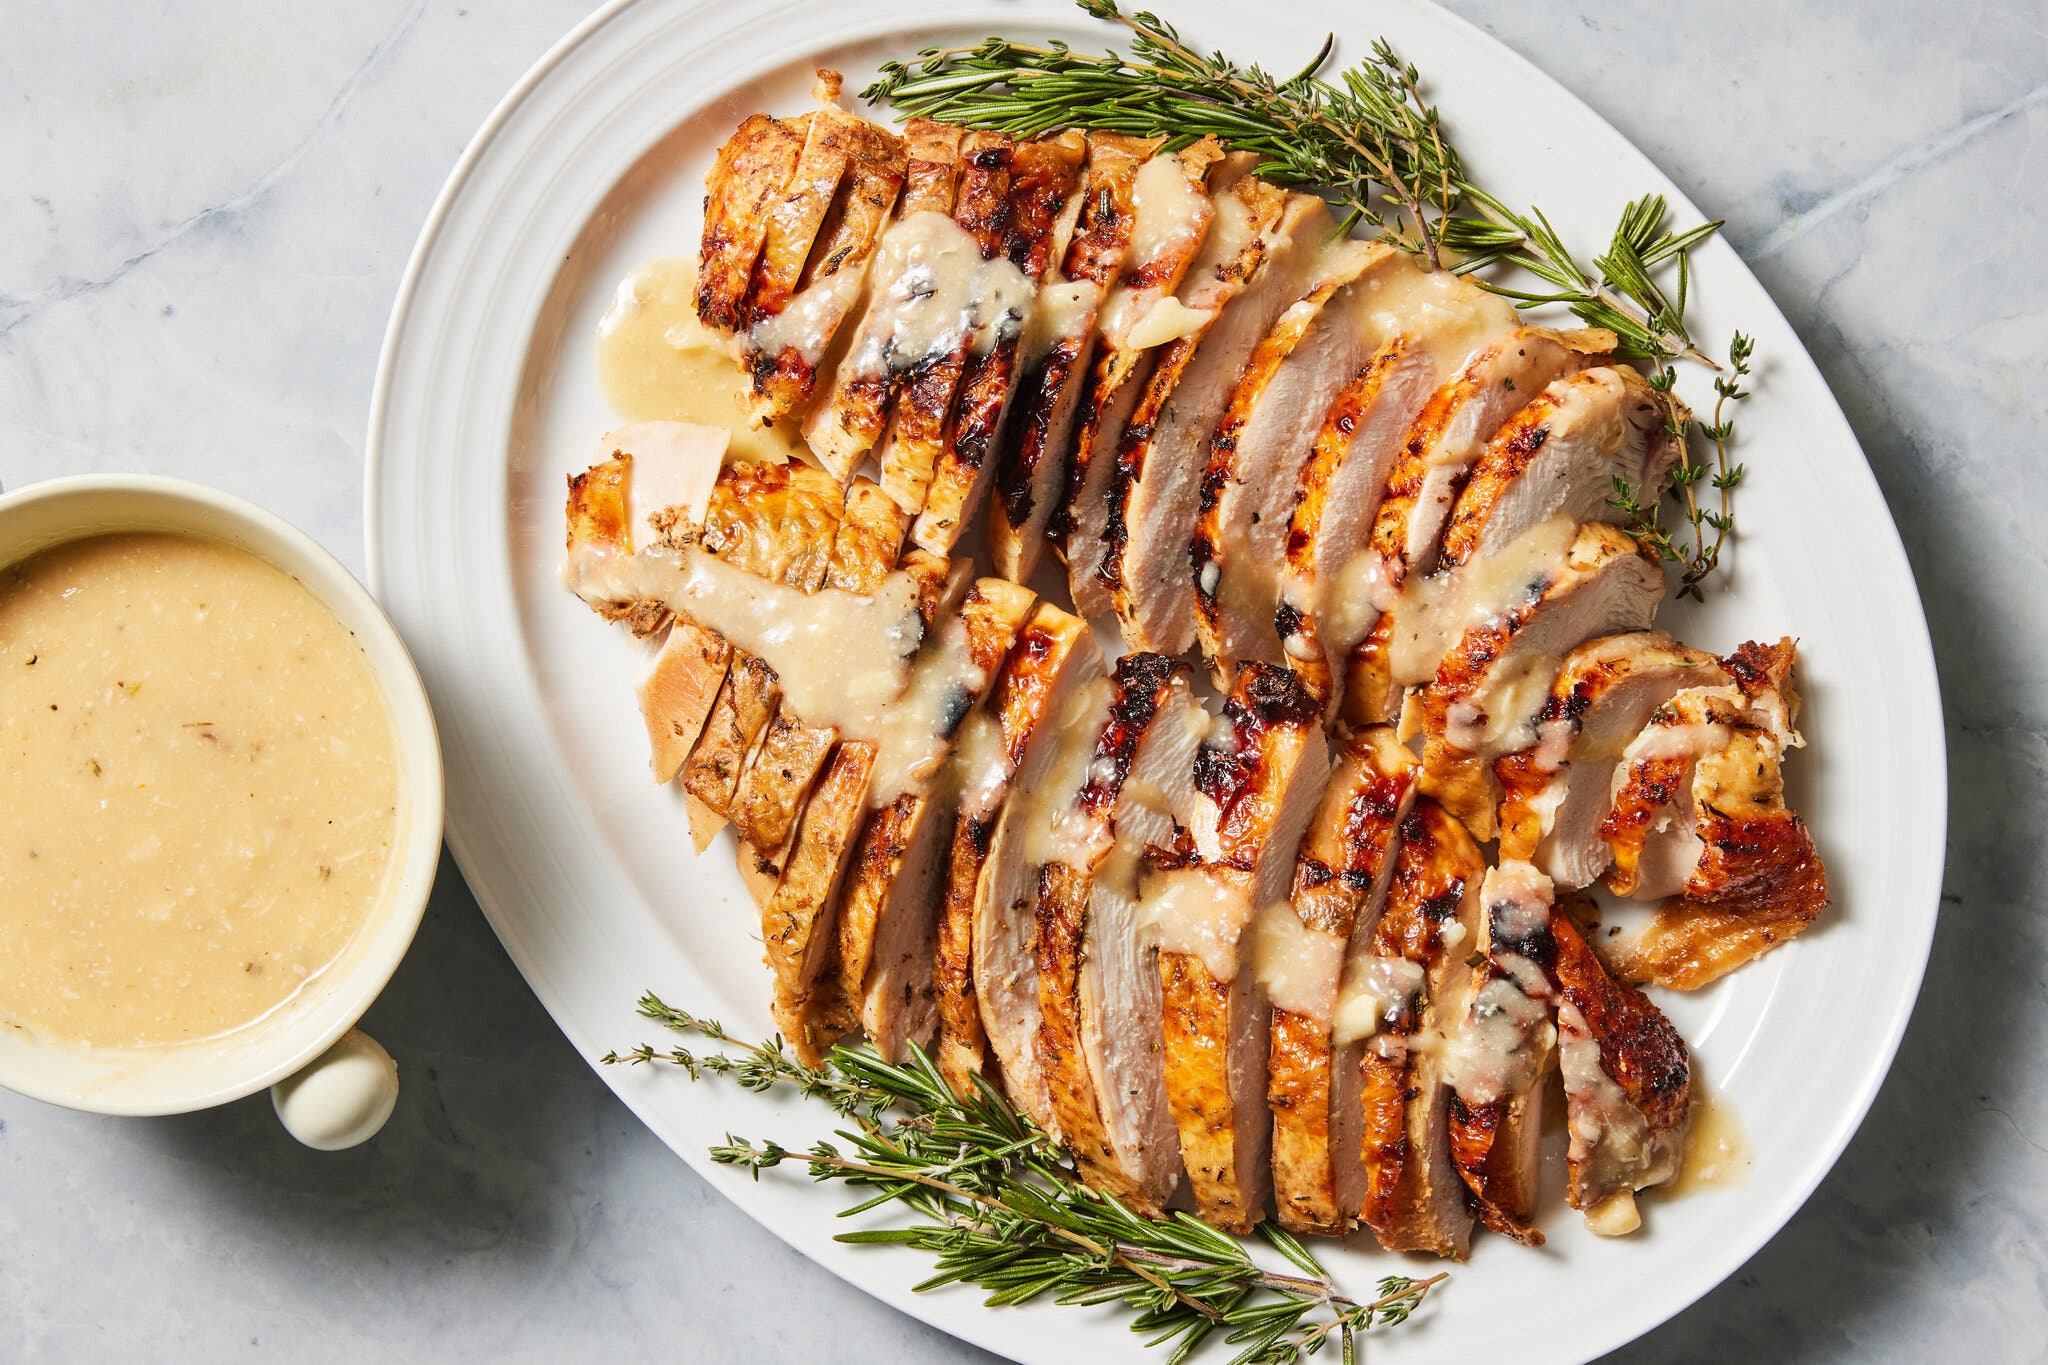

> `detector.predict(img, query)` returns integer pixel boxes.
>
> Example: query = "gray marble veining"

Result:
[1,2,2043,1360]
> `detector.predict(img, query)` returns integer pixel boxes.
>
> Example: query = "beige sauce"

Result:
[949,710,1010,820]
[1146,868,1254,982]
[749,267,865,369]
[1123,153,1210,275]
[1096,154,1212,346]
[1331,950,1426,1046]
[1558,998,1648,1155]
[566,540,944,803]
[1670,1089,1752,1195]
[1018,280,1096,372]
[1387,514,1576,690]
[1018,676,1116,869]
[1351,262,1517,381]
[595,258,808,464]
[1251,901,1345,1022]
[0,534,400,1049]
[1123,296,1216,351]
[844,212,1037,380]
[1440,866,1557,1106]
[868,611,989,803]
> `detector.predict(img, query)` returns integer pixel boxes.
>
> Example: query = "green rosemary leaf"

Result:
[607,1003,1443,1360]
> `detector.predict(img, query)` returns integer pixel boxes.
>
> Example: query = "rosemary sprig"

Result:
[602,995,893,1120]
[606,993,1443,1363]
[864,0,1761,595]
[863,0,1720,365]
[1606,332,1753,600]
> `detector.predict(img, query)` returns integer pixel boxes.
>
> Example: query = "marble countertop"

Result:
[3,2,2042,1360]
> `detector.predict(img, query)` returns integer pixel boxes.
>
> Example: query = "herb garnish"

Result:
[606,993,1443,1364]
[1607,333,1754,600]
[864,0,1758,593]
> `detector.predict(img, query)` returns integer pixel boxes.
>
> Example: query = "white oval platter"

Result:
[366,1,1947,1359]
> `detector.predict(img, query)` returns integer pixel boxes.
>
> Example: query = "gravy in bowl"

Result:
[0,532,401,1050]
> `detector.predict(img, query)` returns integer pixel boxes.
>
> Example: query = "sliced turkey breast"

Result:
[1157,664,1330,1233]
[1411,521,1666,837]
[1106,185,1339,656]
[565,443,927,885]
[1596,640,1827,988]
[1322,730,1425,1231]
[970,614,1113,1132]
[1270,275,1519,716]
[1719,635,1805,744]
[912,133,1087,556]
[804,578,1040,1061]
[1274,344,1432,710]
[639,622,733,785]
[728,471,910,894]
[1494,632,1726,886]
[564,422,729,634]
[1061,367,1155,620]
[1601,638,1803,900]
[1442,860,1560,1246]
[681,655,782,852]
[1267,725,1419,1235]
[761,738,877,1060]
[679,462,854,847]
[750,548,966,1060]
[1058,141,1224,617]
[691,459,849,587]
[1355,795,1485,1258]
[1189,243,1400,681]
[742,108,907,425]
[875,130,1024,515]
[1342,326,1614,725]
[1036,652,1201,1213]
[1080,676,1207,1211]
[824,477,910,592]
[562,428,737,778]
[1605,755,1827,989]
[1437,365,1686,572]
[1548,905,1691,1236]
[565,431,829,865]
[730,709,838,858]
[990,133,1159,584]
[805,120,968,480]
[696,114,811,334]
[932,604,1096,1099]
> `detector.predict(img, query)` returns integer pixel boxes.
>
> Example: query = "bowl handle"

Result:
[270,1028,399,1150]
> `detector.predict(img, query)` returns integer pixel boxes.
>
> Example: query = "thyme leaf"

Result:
[1607,332,1754,600]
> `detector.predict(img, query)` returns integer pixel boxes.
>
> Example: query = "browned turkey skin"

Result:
[558,95,1827,1255]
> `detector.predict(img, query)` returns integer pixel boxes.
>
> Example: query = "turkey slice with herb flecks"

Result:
[1265,724,1418,1235]
[1058,139,1224,617]
[1036,651,1203,1213]
[1595,639,1827,989]
[1156,663,1330,1234]
[1354,795,1484,1258]
[912,131,1087,556]
[1493,631,1726,887]
[1342,326,1614,726]
[931,602,1100,1100]
[990,132,1160,585]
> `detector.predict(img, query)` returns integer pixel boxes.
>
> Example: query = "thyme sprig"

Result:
[863,0,1720,365]
[1607,332,1754,600]
[606,992,1443,1364]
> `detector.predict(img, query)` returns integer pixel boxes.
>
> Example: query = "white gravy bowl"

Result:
[0,475,442,1142]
